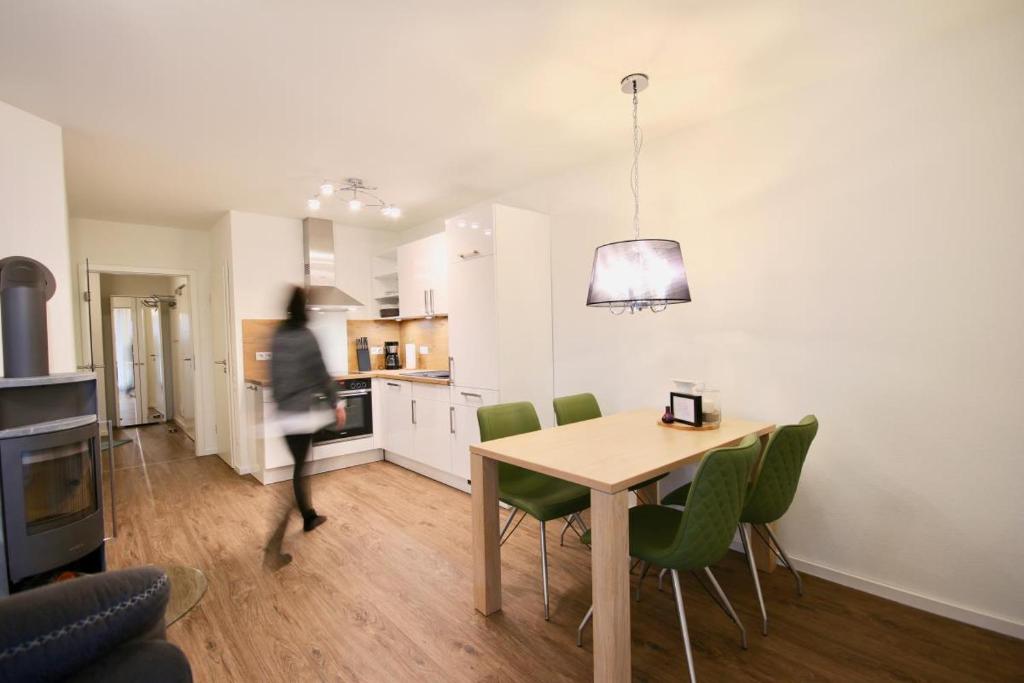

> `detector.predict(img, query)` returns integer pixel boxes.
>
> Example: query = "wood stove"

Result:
[0,256,107,595]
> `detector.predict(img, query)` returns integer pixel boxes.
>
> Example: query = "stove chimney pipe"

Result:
[0,256,56,378]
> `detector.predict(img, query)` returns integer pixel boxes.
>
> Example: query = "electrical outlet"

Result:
[370,346,383,355]
[256,351,272,361]
[419,345,429,354]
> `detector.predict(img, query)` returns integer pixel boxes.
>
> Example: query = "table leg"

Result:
[472,452,502,615]
[591,489,631,682]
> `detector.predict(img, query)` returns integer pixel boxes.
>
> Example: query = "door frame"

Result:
[78,263,210,457]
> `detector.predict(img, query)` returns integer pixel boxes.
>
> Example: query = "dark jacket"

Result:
[269,324,337,413]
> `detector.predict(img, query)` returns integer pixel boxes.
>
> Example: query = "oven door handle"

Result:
[336,389,371,397]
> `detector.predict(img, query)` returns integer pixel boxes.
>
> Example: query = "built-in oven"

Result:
[311,378,373,446]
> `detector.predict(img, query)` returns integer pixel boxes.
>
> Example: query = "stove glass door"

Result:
[21,439,98,535]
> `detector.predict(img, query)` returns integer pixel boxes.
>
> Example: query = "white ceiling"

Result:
[0,1,981,230]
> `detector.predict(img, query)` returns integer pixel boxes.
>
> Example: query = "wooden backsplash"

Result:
[242,317,449,379]
[241,319,281,382]
[346,317,449,371]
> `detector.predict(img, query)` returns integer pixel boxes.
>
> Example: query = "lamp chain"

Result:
[631,82,643,241]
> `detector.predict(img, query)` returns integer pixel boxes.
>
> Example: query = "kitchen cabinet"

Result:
[411,383,452,473]
[398,232,448,317]
[245,383,293,472]
[380,379,413,458]
[447,255,498,391]
[446,205,494,262]
[449,387,499,481]
[446,204,554,426]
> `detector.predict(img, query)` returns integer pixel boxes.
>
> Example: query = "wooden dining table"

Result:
[470,409,775,682]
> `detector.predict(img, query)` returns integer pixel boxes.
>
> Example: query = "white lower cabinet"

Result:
[450,387,499,481]
[246,383,299,472]
[411,389,453,473]
[380,379,413,458]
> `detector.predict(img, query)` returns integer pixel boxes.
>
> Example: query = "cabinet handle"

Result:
[386,382,401,387]
[460,391,483,399]
[449,405,455,434]
[458,249,481,260]
[448,356,454,381]
[429,289,434,315]
[423,290,428,314]
[411,399,416,425]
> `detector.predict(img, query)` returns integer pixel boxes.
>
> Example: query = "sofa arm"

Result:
[69,640,191,683]
[0,566,170,683]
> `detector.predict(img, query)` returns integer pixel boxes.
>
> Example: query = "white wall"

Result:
[68,218,217,455]
[0,100,74,375]
[403,4,1024,635]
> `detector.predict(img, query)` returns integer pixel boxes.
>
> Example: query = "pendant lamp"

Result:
[586,74,691,314]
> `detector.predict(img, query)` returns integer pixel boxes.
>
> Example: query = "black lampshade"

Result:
[586,238,691,311]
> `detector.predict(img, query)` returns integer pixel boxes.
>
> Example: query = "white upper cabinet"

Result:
[446,206,494,262]
[398,232,448,318]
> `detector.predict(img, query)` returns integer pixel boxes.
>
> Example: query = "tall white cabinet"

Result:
[446,204,554,480]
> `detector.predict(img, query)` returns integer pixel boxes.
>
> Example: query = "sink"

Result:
[400,370,451,379]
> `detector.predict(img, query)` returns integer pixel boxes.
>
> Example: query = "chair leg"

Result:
[658,567,668,591]
[670,570,697,683]
[539,520,550,620]
[577,604,593,647]
[498,506,519,545]
[764,525,803,596]
[635,561,651,602]
[739,523,768,635]
[703,567,748,650]
[559,517,572,546]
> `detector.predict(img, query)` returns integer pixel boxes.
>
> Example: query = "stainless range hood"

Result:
[302,217,363,310]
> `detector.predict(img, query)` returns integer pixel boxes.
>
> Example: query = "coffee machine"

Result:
[383,341,400,370]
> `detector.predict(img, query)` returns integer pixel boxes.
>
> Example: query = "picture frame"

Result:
[670,392,703,427]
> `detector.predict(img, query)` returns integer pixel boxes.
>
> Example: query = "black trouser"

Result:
[284,433,315,520]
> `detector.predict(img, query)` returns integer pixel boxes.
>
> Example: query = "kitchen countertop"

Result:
[244,369,451,388]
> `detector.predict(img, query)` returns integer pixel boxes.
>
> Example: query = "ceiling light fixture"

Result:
[586,74,691,314]
[305,178,401,219]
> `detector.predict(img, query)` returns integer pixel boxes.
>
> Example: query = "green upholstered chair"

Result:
[661,415,819,635]
[552,393,667,505]
[577,436,761,683]
[477,402,591,620]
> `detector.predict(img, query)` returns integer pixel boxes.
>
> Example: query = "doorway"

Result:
[79,266,203,452]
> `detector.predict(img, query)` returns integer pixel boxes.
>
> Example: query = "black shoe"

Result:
[303,515,327,532]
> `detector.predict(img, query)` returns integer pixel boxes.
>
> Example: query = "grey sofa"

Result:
[0,566,191,682]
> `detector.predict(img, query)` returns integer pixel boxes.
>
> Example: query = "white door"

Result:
[211,262,234,465]
[380,380,412,457]
[411,396,452,472]
[448,255,499,390]
[173,283,196,439]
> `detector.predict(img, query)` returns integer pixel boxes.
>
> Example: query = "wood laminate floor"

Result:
[106,425,1024,682]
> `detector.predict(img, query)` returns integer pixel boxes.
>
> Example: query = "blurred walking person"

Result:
[264,287,345,568]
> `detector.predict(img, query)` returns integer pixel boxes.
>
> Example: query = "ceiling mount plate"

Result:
[620,73,649,95]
